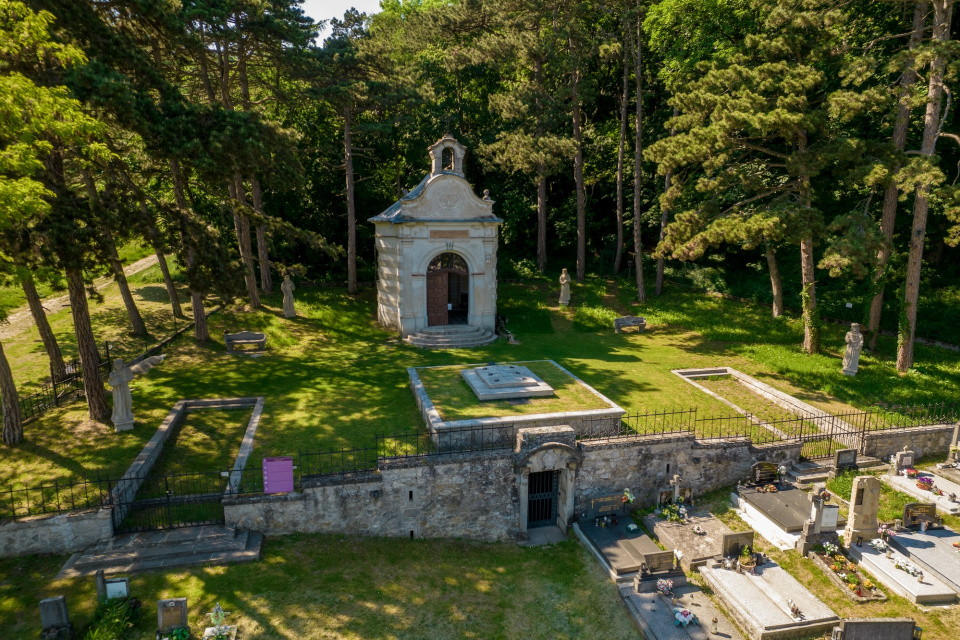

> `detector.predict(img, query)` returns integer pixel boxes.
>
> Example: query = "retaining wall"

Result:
[0,508,113,558]
[862,424,956,461]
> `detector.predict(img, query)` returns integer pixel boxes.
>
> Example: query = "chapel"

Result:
[369,135,501,347]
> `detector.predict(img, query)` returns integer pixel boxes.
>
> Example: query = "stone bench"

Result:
[225,331,267,353]
[614,316,646,333]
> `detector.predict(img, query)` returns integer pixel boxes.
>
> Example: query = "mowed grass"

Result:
[3,274,959,487]
[0,534,640,640]
[148,408,253,477]
[416,360,612,421]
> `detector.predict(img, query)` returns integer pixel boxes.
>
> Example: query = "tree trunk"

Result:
[537,172,548,272]
[65,268,109,421]
[765,242,785,318]
[633,10,647,302]
[251,177,273,294]
[0,339,22,445]
[614,18,629,275]
[139,201,184,319]
[867,0,928,352]
[344,107,358,293]
[655,108,677,296]
[169,158,209,342]
[20,273,66,379]
[797,130,818,354]
[897,0,953,372]
[191,284,209,343]
[230,175,260,308]
[105,232,148,338]
[570,36,587,283]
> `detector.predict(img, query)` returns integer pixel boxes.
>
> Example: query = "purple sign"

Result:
[263,457,294,494]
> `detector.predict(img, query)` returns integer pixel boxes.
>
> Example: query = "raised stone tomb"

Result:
[888,526,960,595]
[461,364,555,401]
[882,471,960,515]
[846,541,956,604]
[644,509,749,571]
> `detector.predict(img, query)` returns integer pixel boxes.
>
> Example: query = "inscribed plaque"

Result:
[429,230,469,239]
[263,457,295,494]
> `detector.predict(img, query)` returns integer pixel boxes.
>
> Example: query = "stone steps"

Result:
[406,325,497,349]
[56,526,263,578]
[788,456,888,485]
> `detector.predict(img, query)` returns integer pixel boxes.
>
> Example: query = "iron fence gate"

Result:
[112,471,226,534]
[527,470,559,529]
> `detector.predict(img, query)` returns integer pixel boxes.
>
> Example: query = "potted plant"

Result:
[739,545,755,570]
[917,476,934,491]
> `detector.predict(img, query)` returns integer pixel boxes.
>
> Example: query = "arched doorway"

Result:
[427,252,469,326]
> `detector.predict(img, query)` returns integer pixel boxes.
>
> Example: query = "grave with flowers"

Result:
[643,501,753,572]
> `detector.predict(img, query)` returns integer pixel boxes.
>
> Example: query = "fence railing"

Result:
[18,342,112,423]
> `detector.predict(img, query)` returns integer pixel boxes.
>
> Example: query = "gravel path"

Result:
[0,254,160,341]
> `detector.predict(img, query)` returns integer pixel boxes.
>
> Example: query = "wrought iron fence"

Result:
[0,474,116,521]
[297,447,379,478]
[17,342,112,423]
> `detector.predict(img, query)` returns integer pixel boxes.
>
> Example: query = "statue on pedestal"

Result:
[558,268,571,306]
[281,275,297,318]
[842,323,864,376]
[107,355,166,432]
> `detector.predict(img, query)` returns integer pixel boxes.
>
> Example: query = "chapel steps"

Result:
[405,325,497,349]
[787,456,888,486]
[56,526,263,578]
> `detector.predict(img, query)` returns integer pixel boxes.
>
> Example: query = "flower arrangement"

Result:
[869,538,889,552]
[757,484,779,493]
[660,502,685,523]
[622,488,635,504]
[692,524,706,535]
[917,476,934,490]
[878,524,896,539]
[823,542,840,555]
[894,558,922,577]
[657,578,674,595]
[903,468,918,479]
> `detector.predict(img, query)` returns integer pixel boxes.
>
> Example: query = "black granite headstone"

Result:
[834,617,916,640]
[721,531,755,557]
[833,448,857,471]
[903,503,937,529]
[751,462,778,485]
[583,494,626,520]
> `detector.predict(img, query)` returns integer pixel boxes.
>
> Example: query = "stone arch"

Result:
[517,442,583,472]
[516,443,582,538]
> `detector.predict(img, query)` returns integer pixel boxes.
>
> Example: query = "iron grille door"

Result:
[528,470,559,529]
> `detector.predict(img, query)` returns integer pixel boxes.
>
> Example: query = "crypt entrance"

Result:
[426,252,469,326]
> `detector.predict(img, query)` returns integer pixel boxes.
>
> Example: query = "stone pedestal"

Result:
[844,476,882,545]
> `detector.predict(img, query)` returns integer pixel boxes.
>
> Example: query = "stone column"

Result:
[518,468,530,539]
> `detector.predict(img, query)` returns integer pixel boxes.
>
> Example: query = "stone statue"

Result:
[842,323,864,376]
[559,268,571,306]
[281,275,296,318]
[107,355,166,432]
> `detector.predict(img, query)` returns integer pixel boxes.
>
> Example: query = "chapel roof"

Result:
[367,171,501,224]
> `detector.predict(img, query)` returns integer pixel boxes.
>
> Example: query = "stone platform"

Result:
[461,364,554,401]
[738,486,845,533]
[847,543,956,604]
[889,527,960,594]
[620,582,745,640]
[882,472,960,515]
[644,512,736,571]
[731,493,797,550]
[699,562,839,640]
[575,519,666,578]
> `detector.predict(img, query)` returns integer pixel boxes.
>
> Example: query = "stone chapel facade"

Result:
[369,135,501,339]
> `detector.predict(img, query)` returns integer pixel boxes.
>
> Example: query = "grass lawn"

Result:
[148,408,254,476]
[416,360,612,421]
[0,534,640,640]
[4,274,959,488]
[697,375,802,422]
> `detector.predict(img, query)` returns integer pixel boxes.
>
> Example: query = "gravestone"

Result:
[797,485,841,554]
[95,570,106,602]
[903,503,938,529]
[583,493,626,520]
[721,531,755,558]
[831,617,917,640]
[833,449,857,472]
[751,461,779,485]
[889,447,916,476]
[460,364,555,401]
[39,596,72,638]
[658,487,692,505]
[158,598,188,633]
[843,476,881,544]
[105,578,129,600]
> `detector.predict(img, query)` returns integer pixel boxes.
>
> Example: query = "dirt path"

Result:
[0,254,160,341]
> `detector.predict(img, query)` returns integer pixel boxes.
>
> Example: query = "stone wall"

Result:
[861,424,955,461]
[224,449,520,542]
[0,508,113,558]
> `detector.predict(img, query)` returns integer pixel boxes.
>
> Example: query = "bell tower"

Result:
[427,134,467,177]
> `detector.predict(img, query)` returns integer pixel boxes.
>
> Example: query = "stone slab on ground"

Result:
[644,512,734,571]
[699,562,838,640]
[577,518,649,576]
[461,365,555,401]
[738,486,846,533]
[847,543,956,604]
[888,527,960,593]
[620,582,744,640]
[882,473,960,515]
[518,525,566,547]
[730,493,797,551]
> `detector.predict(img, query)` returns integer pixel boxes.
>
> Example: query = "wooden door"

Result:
[426,272,448,326]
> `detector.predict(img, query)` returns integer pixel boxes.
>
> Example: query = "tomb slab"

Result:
[461,365,555,401]
[644,511,740,571]
[888,527,960,594]
[738,486,846,533]
[846,543,956,604]
[882,472,960,515]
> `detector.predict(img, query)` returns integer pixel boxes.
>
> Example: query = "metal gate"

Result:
[112,471,226,534]
[527,470,559,529]
[793,414,864,460]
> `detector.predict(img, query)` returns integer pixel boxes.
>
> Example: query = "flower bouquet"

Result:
[904,468,918,479]
[657,578,674,596]
[823,542,840,555]
[917,476,934,491]
[691,524,706,535]
[878,524,896,539]
[622,488,635,504]
[869,538,889,553]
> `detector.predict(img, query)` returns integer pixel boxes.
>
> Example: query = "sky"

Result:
[301,0,382,36]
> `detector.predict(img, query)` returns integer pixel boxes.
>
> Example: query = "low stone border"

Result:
[807,551,887,602]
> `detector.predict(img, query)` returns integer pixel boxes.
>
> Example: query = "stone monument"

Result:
[558,268,571,306]
[281,274,296,318]
[889,446,916,476]
[460,363,554,401]
[107,354,166,432]
[369,134,500,337]
[39,596,72,639]
[797,484,840,554]
[158,597,188,634]
[843,476,881,545]
[842,323,864,376]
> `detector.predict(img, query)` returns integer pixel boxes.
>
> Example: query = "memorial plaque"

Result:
[822,504,840,532]
[833,448,858,471]
[721,531,755,558]
[903,503,937,529]
[836,617,917,640]
[158,598,188,632]
[643,549,676,573]
[105,578,129,600]
[263,457,294,494]
[39,596,69,630]
[584,494,626,520]
[429,229,469,239]
[751,462,779,484]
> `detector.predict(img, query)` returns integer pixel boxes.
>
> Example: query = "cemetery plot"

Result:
[575,515,677,578]
[620,582,746,640]
[846,538,956,605]
[643,507,748,571]
[807,543,888,603]
[733,485,844,550]
[882,471,960,515]
[699,561,839,640]
[148,409,254,476]
[888,526,960,595]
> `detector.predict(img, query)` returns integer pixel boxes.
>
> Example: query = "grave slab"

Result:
[620,582,745,640]
[576,518,649,576]
[882,472,960,515]
[888,527,960,594]
[731,493,798,551]
[460,365,555,401]
[738,486,846,533]
[699,562,839,640]
[847,542,956,604]
[644,512,737,571]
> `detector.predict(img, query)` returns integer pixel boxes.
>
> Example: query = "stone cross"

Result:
[890,447,916,475]
[670,474,682,502]
[808,485,828,535]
